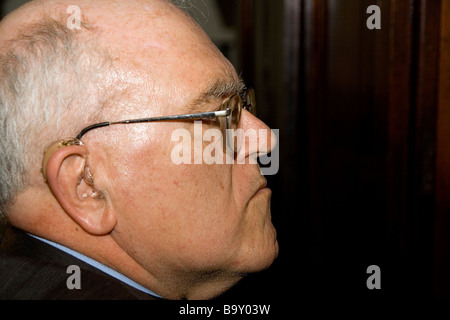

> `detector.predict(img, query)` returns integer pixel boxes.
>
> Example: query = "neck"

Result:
[147,269,245,300]
[8,190,245,300]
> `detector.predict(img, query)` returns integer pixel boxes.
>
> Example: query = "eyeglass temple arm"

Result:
[76,122,110,139]
[76,110,229,139]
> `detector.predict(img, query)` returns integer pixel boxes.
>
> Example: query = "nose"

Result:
[235,109,278,164]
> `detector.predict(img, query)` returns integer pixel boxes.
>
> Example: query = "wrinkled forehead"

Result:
[96,1,237,109]
[0,0,238,113]
[82,0,238,112]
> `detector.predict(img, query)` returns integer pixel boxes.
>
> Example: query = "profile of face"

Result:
[4,0,278,299]
[96,0,279,294]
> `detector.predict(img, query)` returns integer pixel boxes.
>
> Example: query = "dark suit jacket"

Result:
[0,226,159,300]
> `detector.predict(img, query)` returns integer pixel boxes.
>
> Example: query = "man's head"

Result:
[0,0,278,299]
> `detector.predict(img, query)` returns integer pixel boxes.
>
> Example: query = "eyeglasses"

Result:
[76,88,256,151]
[41,89,256,181]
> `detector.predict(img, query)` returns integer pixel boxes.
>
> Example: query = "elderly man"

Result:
[0,0,278,300]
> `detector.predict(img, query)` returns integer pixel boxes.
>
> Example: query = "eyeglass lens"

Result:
[225,90,257,152]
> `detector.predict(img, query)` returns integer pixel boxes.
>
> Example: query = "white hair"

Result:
[0,17,115,220]
[0,0,199,220]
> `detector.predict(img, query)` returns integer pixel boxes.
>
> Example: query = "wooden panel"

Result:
[435,0,450,299]
[385,0,414,274]
[299,0,442,298]
[302,0,329,277]
[409,0,441,297]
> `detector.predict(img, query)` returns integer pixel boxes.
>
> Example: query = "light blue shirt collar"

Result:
[28,233,162,299]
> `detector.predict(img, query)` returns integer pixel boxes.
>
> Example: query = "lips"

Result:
[254,178,269,195]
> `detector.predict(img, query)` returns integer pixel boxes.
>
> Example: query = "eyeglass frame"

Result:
[41,88,256,182]
[75,88,256,142]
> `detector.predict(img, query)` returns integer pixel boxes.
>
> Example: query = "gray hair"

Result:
[0,0,197,220]
[0,17,115,220]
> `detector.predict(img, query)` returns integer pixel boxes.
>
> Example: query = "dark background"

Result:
[2,0,450,305]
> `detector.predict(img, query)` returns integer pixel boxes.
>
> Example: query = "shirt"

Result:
[28,233,162,299]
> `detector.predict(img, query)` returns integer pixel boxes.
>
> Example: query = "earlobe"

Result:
[44,140,116,235]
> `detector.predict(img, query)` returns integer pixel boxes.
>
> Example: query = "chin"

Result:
[235,226,279,274]
[232,193,279,273]
[259,235,279,271]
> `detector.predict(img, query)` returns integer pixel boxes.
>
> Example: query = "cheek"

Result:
[118,164,243,271]
[110,141,238,230]
[161,163,236,231]
[102,128,256,270]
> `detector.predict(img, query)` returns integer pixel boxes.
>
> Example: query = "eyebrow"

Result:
[186,76,246,113]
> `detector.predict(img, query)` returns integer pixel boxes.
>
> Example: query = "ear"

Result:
[44,143,116,235]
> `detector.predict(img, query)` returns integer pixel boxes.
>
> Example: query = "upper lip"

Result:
[255,178,268,193]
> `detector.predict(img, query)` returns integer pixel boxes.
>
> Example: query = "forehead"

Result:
[1,0,239,116]
[95,1,239,113]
